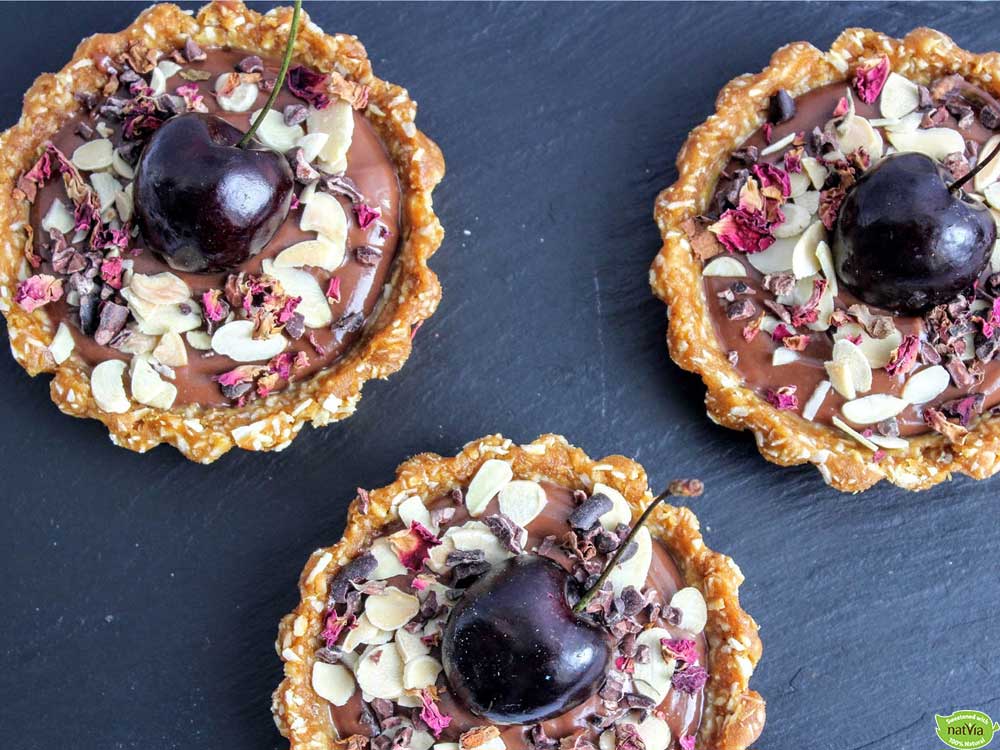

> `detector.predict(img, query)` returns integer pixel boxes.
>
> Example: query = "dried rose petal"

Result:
[202,289,228,323]
[175,82,208,113]
[614,723,645,750]
[287,65,330,109]
[355,203,381,229]
[678,737,696,750]
[832,96,849,118]
[708,208,775,254]
[752,163,791,198]
[100,257,124,290]
[765,385,798,411]
[326,276,342,303]
[884,334,919,376]
[671,664,709,695]
[389,522,442,571]
[783,146,804,174]
[853,56,891,105]
[321,611,355,648]
[790,278,827,327]
[15,274,62,312]
[419,689,452,739]
[661,638,699,666]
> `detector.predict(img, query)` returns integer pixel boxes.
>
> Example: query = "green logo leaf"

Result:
[935,710,998,749]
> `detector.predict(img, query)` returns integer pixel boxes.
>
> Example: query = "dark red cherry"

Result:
[134,112,294,272]
[440,555,612,725]
[832,152,996,315]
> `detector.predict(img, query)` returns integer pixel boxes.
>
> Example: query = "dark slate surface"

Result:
[1,3,998,749]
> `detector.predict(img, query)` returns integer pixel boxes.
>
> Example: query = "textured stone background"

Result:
[1,3,997,749]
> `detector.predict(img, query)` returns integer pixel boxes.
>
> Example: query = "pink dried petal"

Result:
[175,82,208,113]
[884,334,919,376]
[872,450,886,463]
[354,203,381,229]
[15,274,62,312]
[277,295,301,324]
[100,257,124,290]
[762,122,773,144]
[288,65,330,109]
[679,737,696,750]
[202,289,227,322]
[419,689,452,738]
[783,147,803,174]
[790,279,827,327]
[708,209,775,255]
[752,163,791,198]
[671,664,709,695]
[411,576,429,591]
[853,56,891,105]
[765,385,798,411]
[661,638,699,666]
[771,323,793,342]
[614,655,635,674]
[832,96,849,118]
[326,276,342,303]
[389,522,442,571]
[321,612,355,649]
[268,351,297,380]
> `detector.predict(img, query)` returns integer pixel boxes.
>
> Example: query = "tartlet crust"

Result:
[273,434,765,750]
[0,1,445,462]
[650,27,1000,492]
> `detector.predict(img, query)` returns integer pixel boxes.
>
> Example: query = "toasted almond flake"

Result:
[465,459,513,516]
[772,347,799,366]
[41,199,75,235]
[759,130,797,156]
[901,364,950,404]
[825,360,856,400]
[833,115,884,159]
[49,322,74,364]
[814,240,838,296]
[801,156,829,190]
[343,613,392,652]
[831,339,872,393]
[397,495,433,529]
[215,75,259,112]
[300,191,349,245]
[702,256,746,277]
[802,379,832,421]
[608,526,651,596]
[975,135,1000,192]
[261,259,332,328]
[447,521,514,565]
[112,149,135,180]
[152,331,188,367]
[273,237,346,273]
[791,221,826,278]
[402,654,443,690]
[252,108,304,152]
[631,627,676,701]
[365,587,420,631]
[984,182,1000,211]
[831,415,879,450]
[211,320,286,362]
[879,73,920,119]
[870,434,909,450]
[311,662,354,706]
[90,172,122,215]
[114,188,134,223]
[129,272,191,305]
[91,359,130,413]
[395,626,430,662]
[308,100,354,171]
[787,170,810,198]
[591,482,631,530]
[186,330,213,350]
[887,127,966,162]
[842,394,908,424]
[71,138,113,171]
[773,202,811,239]
[355,643,404,700]
[885,110,923,134]
[670,586,708,634]
[833,323,902,369]
[296,132,329,162]
[370,537,408,579]
[794,189,820,216]
[130,354,177,409]
[747,234,796,274]
[497,480,547,526]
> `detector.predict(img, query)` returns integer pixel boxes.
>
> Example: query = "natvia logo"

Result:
[935,710,1000,749]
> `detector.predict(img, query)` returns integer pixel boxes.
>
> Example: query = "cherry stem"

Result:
[950,137,1000,194]
[237,0,302,149]
[572,479,704,614]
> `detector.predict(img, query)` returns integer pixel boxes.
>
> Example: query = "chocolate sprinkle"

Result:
[567,492,613,531]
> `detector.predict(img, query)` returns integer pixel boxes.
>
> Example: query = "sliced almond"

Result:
[261,259,333,328]
[307,100,355,171]
[403,655,443,691]
[48,322,75,365]
[887,128,966,162]
[832,115,883,159]
[496,480,547,527]
[115,328,157,355]
[802,379,832,422]
[252,108,304,153]
[801,157,829,190]
[91,359,130,413]
[149,66,168,97]
[670,586,708,634]
[869,434,909,451]
[296,132,330,162]
[884,111,923,134]
[273,238,346,273]
[395,626,430,662]
[814,240,838,296]
[41,199,76,235]
[90,172,122,216]
[833,323,902,369]
[300,191,350,245]
[631,627,676,701]
[831,339,872,393]
[702,256,746,277]
[879,73,920,119]
[788,170,811,198]
[975,135,1000,192]
[984,182,1000,211]
[71,138,113,171]
[774,202,811,239]
[299,180,320,205]
[607,526,651,596]
[632,715,672,750]
[772,347,799,366]
[410,731,436,750]
[129,272,191,306]
[365,587,420,632]
[759,131,798,157]
[465,459,513,516]
[370,537,408,580]
[312,662,355,706]
[794,190,820,217]
[842,394,908,424]
[425,536,455,575]
[397,495,433,530]
[186,330,213,351]
[448,521,513,565]
[112,150,136,180]
[215,75,259,112]
[130,354,177,409]
[832,415,879,451]
[435,744,460,750]
[355,643,404,700]
[114,188,134,223]
[594,482,632,531]
[791,221,826,278]
[131,300,202,336]
[747,235,796,274]
[343,613,392,652]
[152,331,188,368]
[825,360,856,400]
[211,320,286,362]
[901,365,949,404]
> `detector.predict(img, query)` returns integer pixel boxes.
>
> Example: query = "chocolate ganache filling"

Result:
[18,45,400,408]
[693,63,1000,442]
[313,481,708,750]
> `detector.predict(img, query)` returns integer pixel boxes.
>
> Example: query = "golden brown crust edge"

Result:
[650,27,1000,493]
[272,434,765,750]
[0,1,445,462]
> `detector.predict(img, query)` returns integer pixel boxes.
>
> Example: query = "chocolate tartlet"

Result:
[651,28,1000,491]
[274,435,764,750]
[0,2,444,461]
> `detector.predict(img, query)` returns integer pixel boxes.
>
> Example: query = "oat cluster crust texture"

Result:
[650,27,1000,492]
[273,434,766,750]
[0,1,445,462]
